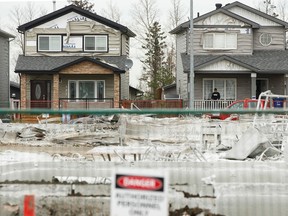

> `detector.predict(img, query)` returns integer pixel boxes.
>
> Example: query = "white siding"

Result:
[0,36,9,107]
[176,32,188,100]
[198,60,251,71]
[228,7,282,26]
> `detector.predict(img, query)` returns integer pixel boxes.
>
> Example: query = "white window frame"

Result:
[38,35,62,52]
[203,33,237,50]
[259,33,272,46]
[203,78,237,100]
[84,35,108,52]
[68,80,105,102]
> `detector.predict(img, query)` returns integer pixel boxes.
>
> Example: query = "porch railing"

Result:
[121,99,184,109]
[9,99,235,110]
[59,98,114,110]
[192,99,235,110]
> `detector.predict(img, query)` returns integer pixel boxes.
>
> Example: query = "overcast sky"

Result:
[0,0,259,86]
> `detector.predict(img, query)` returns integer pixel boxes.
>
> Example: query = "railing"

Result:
[193,99,235,110]
[121,99,184,109]
[59,98,114,110]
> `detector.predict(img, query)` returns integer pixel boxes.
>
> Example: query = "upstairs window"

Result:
[84,35,108,52]
[38,35,61,51]
[203,33,237,50]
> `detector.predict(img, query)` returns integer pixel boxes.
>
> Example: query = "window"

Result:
[84,35,108,52]
[38,35,61,51]
[68,80,105,101]
[203,33,237,49]
[203,79,236,100]
[259,33,272,46]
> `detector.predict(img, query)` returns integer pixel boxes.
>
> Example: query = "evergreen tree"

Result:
[141,22,175,99]
[69,0,95,12]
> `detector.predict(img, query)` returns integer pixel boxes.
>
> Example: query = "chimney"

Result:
[216,3,222,9]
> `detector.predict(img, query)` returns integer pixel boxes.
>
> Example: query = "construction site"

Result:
[0,92,288,216]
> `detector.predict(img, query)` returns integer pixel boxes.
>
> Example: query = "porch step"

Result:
[20,114,62,124]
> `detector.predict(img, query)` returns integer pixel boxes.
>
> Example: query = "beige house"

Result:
[170,1,288,108]
[15,5,135,110]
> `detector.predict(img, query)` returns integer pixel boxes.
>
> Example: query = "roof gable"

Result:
[194,8,259,28]
[17,5,135,37]
[55,57,125,73]
[170,1,288,34]
[223,1,288,27]
[195,55,258,71]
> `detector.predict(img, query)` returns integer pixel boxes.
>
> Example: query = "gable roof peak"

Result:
[17,4,136,37]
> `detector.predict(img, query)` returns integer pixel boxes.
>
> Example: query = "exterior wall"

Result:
[121,34,130,56]
[195,73,251,100]
[20,74,27,109]
[52,74,59,109]
[114,74,120,108]
[0,36,9,108]
[194,28,253,55]
[258,74,285,94]
[58,74,114,99]
[228,6,282,26]
[60,61,114,74]
[59,61,119,107]
[253,27,286,50]
[176,31,188,100]
[25,26,122,56]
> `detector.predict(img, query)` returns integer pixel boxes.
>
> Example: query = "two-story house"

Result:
[15,5,135,110]
[0,29,15,108]
[170,1,288,108]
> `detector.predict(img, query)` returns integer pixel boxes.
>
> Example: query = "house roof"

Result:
[181,50,288,74]
[10,81,20,88]
[15,55,127,73]
[129,86,144,93]
[163,83,176,90]
[17,5,136,37]
[170,1,288,34]
[0,29,15,38]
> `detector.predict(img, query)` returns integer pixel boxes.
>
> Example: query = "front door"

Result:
[256,79,268,99]
[30,80,51,108]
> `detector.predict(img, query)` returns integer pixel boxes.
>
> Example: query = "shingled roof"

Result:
[181,50,288,74]
[15,55,128,73]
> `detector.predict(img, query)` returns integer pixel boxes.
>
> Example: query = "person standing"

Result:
[211,88,220,100]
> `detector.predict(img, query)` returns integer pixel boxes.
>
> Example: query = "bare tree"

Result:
[8,3,47,82]
[276,0,288,21]
[168,0,188,29]
[130,0,159,43]
[100,0,121,23]
[69,0,95,12]
[257,0,278,17]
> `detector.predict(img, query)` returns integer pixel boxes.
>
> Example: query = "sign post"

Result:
[110,168,169,216]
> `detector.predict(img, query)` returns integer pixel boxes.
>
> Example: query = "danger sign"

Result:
[110,168,169,216]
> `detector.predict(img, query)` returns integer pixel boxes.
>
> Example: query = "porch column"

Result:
[114,74,120,108]
[285,74,288,95]
[52,73,59,109]
[251,73,257,99]
[20,74,27,109]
